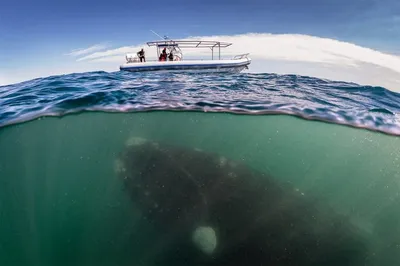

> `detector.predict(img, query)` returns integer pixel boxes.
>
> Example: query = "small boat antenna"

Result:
[150,30,169,40]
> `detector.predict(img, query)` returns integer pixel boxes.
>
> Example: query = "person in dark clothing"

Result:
[168,52,173,61]
[158,48,168,61]
[137,48,145,62]
[159,53,167,61]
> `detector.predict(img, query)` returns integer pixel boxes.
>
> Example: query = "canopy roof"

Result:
[146,40,233,49]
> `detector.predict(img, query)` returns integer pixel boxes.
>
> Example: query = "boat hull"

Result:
[119,58,251,73]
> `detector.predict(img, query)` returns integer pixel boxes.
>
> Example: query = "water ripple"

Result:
[1,71,400,135]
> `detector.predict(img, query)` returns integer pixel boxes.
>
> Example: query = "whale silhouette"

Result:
[114,137,373,266]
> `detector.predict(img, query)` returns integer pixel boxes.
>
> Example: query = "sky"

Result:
[1,0,400,90]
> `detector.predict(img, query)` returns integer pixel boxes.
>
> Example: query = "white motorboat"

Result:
[119,39,251,73]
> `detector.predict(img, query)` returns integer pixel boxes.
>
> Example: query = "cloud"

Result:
[0,73,10,87]
[76,45,138,61]
[70,33,400,91]
[3,33,400,92]
[79,33,400,73]
[66,44,109,57]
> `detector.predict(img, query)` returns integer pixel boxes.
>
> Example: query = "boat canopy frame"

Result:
[146,40,233,60]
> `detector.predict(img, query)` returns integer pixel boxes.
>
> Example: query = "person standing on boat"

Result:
[168,51,173,61]
[161,48,168,61]
[137,48,145,62]
[159,48,168,61]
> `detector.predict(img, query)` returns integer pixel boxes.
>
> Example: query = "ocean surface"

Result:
[1,71,400,134]
[1,71,400,265]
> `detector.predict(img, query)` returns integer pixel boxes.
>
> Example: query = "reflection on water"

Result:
[0,111,400,265]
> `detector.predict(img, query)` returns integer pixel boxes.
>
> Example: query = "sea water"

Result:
[1,72,400,265]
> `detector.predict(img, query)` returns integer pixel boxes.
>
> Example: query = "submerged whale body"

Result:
[115,137,372,266]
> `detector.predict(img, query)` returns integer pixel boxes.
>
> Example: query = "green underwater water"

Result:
[1,111,400,265]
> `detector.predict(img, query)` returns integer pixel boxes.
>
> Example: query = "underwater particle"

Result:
[125,136,148,147]
[192,226,217,255]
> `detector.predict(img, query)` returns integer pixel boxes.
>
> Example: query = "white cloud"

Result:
[70,33,400,91]
[78,33,400,73]
[3,33,400,92]
[66,44,109,57]
[0,73,10,87]
[76,45,138,61]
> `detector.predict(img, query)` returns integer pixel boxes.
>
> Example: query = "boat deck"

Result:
[120,57,251,73]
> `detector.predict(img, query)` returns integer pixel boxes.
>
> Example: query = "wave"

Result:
[1,71,400,135]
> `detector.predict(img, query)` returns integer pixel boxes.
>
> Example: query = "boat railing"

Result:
[232,53,250,60]
[126,58,221,63]
[125,56,250,63]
